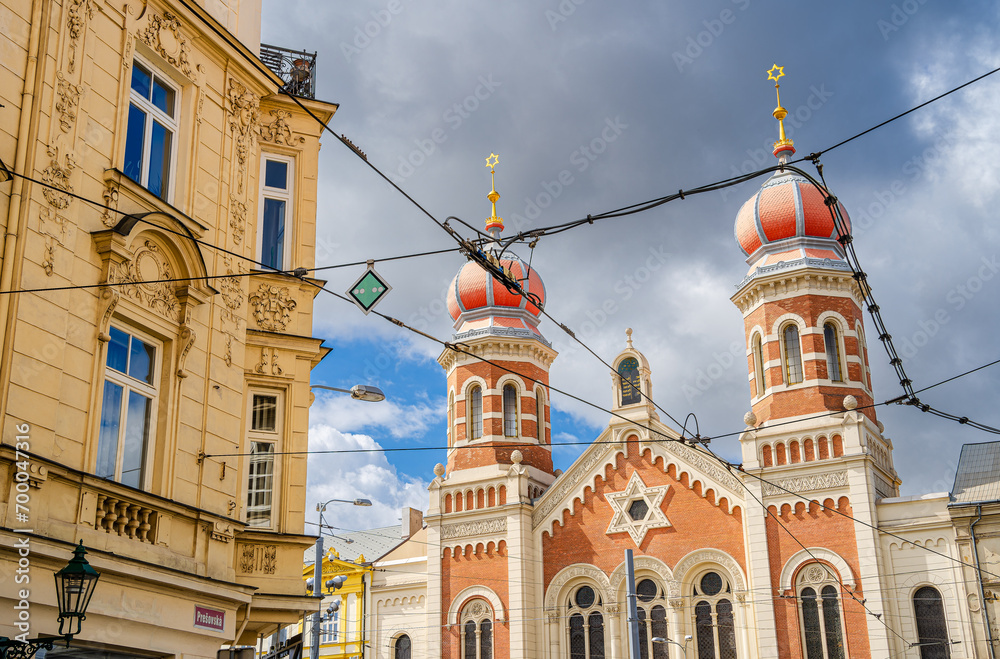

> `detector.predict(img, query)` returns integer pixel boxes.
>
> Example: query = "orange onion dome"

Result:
[735,170,852,259]
[446,255,547,341]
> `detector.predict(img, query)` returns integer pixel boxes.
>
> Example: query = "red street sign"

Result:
[194,606,225,632]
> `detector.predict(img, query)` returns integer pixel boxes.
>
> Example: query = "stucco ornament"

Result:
[109,241,181,321]
[249,284,297,331]
[259,109,304,145]
[140,11,195,79]
[227,79,261,195]
[605,471,671,546]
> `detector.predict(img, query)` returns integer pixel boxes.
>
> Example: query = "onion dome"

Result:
[446,255,547,340]
[734,66,853,284]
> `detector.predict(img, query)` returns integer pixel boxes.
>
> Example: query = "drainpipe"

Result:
[972,504,996,659]
[360,569,368,659]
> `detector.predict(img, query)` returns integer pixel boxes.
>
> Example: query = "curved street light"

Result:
[310,384,385,403]
[652,635,692,658]
[1,542,100,659]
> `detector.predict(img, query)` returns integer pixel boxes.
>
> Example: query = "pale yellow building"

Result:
[0,0,336,656]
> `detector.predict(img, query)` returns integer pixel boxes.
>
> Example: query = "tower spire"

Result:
[767,64,795,160]
[484,153,504,238]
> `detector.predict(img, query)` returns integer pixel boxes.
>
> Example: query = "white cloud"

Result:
[310,388,444,438]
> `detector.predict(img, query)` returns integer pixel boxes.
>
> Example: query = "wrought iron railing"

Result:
[260,43,317,99]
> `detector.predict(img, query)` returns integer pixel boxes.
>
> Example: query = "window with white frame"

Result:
[823,323,844,382]
[502,383,518,437]
[568,585,605,659]
[797,565,846,659]
[535,388,546,442]
[692,571,738,659]
[258,156,294,270]
[753,334,766,396]
[321,614,339,644]
[96,325,158,489]
[461,599,493,659]
[783,324,804,385]
[124,59,178,200]
[246,392,282,528]
[469,385,483,440]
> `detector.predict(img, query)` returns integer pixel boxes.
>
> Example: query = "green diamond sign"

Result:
[348,267,392,314]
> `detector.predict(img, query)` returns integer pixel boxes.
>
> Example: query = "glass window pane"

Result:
[637,579,658,602]
[148,121,172,200]
[480,619,492,659]
[618,357,641,405]
[700,572,723,596]
[247,441,275,527]
[395,635,410,659]
[824,324,842,381]
[801,588,823,659]
[96,381,124,480]
[253,395,278,431]
[637,608,649,659]
[822,586,846,659]
[131,62,151,99]
[784,325,803,384]
[503,384,517,437]
[651,606,668,659]
[588,611,605,659]
[470,387,482,439]
[464,620,477,659]
[695,601,715,659]
[265,160,288,189]
[575,586,595,608]
[261,198,286,270]
[569,614,585,659]
[124,104,147,185]
[128,336,156,385]
[152,78,174,117]
[107,326,129,373]
[717,599,737,659]
[914,587,951,659]
[120,391,151,488]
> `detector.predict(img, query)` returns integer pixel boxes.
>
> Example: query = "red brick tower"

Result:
[425,155,557,659]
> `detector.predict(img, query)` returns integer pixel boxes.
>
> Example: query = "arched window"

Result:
[536,388,546,442]
[448,391,455,441]
[618,358,641,406]
[798,566,845,659]
[568,585,605,659]
[693,571,738,659]
[635,578,669,659]
[753,334,766,396]
[823,323,843,382]
[394,634,411,659]
[469,385,482,440]
[857,325,869,389]
[461,599,493,659]
[503,383,518,437]
[783,324,803,384]
[913,586,951,658]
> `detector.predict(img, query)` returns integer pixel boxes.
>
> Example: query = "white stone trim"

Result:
[673,548,747,593]
[543,563,613,611]
[779,547,855,591]
[448,585,506,624]
[608,555,677,598]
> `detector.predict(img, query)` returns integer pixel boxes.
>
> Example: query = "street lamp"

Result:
[310,384,385,403]
[1,542,101,659]
[652,635,692,658]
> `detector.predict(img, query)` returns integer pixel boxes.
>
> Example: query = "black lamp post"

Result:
[1,542,101,659]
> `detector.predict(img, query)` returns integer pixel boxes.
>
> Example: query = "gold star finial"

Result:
[484,153,503,235]
[485,153,499,171]
[767,64,794,156]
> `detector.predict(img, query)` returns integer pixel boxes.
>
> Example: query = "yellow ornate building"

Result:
[0,0,336,656]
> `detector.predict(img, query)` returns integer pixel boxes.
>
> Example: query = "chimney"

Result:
[401,507,423,539]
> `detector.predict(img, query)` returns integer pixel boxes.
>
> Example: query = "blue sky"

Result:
[261,1,1000,532]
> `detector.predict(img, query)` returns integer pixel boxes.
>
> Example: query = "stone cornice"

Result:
[438,335,558,372]
[731,268,864,314]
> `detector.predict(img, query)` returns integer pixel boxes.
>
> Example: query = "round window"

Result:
[636,578,658,602]
[700,572,723,596]
[575,585,596,608]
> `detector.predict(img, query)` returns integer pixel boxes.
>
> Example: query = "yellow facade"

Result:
[299,550,373,659]
[0,0,336,656]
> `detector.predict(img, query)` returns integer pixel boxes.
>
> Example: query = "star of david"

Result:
[606,471,671,546]
[767,64,784,83]
[485,153,499,170]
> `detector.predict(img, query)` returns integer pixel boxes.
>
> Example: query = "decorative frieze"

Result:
[440,516,506,540]
[238,543,277,574]
[761,470,849,497]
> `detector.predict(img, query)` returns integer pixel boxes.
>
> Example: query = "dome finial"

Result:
[484,153,504,238]
[767,64,795,160]
[626,327,634,348]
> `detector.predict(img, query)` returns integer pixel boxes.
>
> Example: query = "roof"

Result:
[304,525,407,566]
[950,441,1000,505]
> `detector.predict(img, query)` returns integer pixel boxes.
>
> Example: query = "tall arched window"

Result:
[913,586,951,658]
[461,599,493,659]
[448,391,455,441]
[536,388,546,442]
[798,566,845,659]
[568,585,605,659]
[857,324,869,389]
[783,324,803,384]
[394,634,411,659]
[823,323,843,382]
[503,383,518,437]
[635,578,669,659]
[618,358,641,405]
[753,334,766,396]
[693,571,738,659]
[469,385,483,440]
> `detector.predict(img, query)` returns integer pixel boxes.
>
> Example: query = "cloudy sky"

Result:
[260,1,1000,533]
